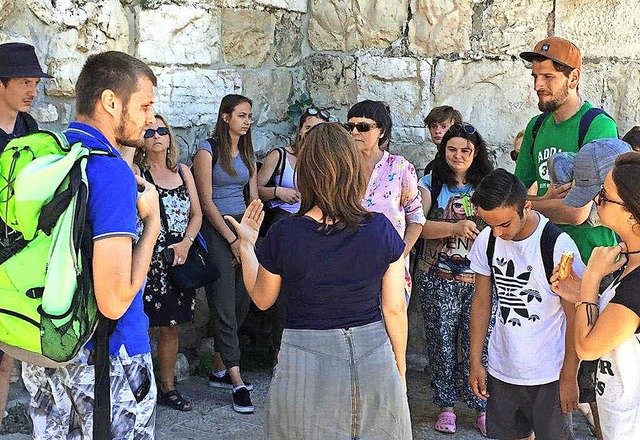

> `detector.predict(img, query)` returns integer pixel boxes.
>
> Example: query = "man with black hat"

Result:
[0,41,52,427]
[515,36,619,439]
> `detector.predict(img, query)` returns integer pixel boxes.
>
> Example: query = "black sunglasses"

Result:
[450,122,477,136]
[510,150,519,161]
[595,185,625,207]
[306,107,331,121]
[344,122,379,133]
[143,127,170,139]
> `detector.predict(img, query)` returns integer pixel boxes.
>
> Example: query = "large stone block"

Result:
[432,59,538,147]
[308,0,408,51]
[480,0,553,56]
[0,0,15,23]
[241,69,293,125]
[30,103,59,123]
[221,9,276,68]
[154,67,242,128]
[303,54,357,108]
[273,12,303,67]
[356,54,431,127]
[408,0,473,56]
[255,0,307,12]
[556,0,640,59]
[137,5,220,65]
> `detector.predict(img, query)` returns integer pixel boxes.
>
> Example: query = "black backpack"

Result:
[411,172,444,278]
[486,220,563,285]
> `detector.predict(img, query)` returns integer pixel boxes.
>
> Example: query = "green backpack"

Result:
[0,130,109,367]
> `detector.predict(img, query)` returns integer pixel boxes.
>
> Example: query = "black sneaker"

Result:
[208,372,254,391]
[232,387,254,414]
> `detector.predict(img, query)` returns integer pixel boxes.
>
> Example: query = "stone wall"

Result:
[3,0,640,361]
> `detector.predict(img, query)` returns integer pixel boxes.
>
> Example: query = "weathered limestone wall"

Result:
[3,0,640,359]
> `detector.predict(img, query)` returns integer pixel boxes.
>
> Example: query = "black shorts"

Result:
[486,374,573,440]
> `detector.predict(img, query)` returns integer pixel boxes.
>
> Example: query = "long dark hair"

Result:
[612,152,640,224]
[213,94,255,177]
[294,123,370,231]
[433,122,493,188]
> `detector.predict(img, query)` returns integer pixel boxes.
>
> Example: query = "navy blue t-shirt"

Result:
[65,122,150,357]
[258,212,404,330]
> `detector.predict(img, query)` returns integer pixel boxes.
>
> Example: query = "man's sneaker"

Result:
[208,372,254,391]
[232,387,254,414]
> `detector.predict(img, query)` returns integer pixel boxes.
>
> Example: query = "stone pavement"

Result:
[1,365,595,439]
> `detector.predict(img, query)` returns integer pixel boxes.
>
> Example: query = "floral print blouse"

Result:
[362,151,426,297]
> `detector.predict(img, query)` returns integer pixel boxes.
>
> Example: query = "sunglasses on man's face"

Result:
[344,122,379,133]
[143,127,170,139]
[306,107,331,121]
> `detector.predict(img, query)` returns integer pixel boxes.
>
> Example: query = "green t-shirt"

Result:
[515,101,619,262]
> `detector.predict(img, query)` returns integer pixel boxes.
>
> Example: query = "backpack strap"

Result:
[271,147,286,187]
[423,158,435,177]
[578,107,614,149]
[486,232,497,281]
[206,138,219,168]
[429,172,444,215]
[540,220,563,284]
[530,111,552,164]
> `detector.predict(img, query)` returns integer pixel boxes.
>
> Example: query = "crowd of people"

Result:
[0,34,638,440]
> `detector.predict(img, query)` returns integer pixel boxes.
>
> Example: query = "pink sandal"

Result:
[474,413,488,437]
[434,411,457,434]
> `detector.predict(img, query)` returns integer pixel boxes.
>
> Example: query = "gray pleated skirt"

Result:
[265,320,412,440]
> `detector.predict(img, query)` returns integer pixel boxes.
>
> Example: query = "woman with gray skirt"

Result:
[192,94,258,414]
[226,123,412,439]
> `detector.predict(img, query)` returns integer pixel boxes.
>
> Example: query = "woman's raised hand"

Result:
[225,199,264,248]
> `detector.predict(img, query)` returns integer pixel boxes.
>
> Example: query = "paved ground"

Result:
[1,364,595,439]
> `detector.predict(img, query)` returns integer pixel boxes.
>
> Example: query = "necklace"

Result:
[620,249,640,256]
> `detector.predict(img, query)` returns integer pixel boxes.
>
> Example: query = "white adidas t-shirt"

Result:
[469,214,585,385]
[596,268,640,439]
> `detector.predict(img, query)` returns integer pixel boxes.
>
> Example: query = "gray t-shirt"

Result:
[197,139,251,216]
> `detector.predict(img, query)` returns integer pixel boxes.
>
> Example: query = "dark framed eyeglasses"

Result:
[143,127,170,138]
[344,122,379,133]
[510,150,519,161]
[305,107,331,121]
[595,185,625,207]
[450,122,477,136]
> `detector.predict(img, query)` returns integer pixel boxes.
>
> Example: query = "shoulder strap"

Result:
[429,172,443,213]
[530,111,552,164]
[486,232,496,280]
[578,107,614,149]
[143,170,170,234]
[176,163,185,182]
[540,220,563,284]
[273,148,286,186]
[19,112,38,134]
[207,138,219,168]
[424,158,435,177]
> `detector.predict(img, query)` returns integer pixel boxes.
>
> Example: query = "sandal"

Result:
[434,411,456,434]
[159,389,193,411]
[474,413,487,437]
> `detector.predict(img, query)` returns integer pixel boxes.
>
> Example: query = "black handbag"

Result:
[144,169,220,291]
[259,147,287,237]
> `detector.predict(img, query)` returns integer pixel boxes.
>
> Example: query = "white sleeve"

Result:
[469,226,492,277]
[553,232,586,277]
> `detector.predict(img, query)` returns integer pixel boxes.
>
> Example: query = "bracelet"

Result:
[228,236,238,245]
[186,235,194,243]
[574,301,598,310]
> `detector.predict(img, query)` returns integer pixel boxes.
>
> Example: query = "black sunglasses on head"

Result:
[344,122,379,133]
[450,122,477,136]
[305,107,331,121]
[144,127,169,139]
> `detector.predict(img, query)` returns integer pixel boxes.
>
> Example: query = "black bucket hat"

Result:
[0,43,53,79]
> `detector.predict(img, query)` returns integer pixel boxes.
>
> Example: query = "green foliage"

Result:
[287,92,314,127]
[193,352,214,377]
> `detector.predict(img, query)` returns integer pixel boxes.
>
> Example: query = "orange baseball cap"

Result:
[520,37,582,71]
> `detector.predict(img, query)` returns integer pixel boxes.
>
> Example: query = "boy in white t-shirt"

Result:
[467,169,585,440]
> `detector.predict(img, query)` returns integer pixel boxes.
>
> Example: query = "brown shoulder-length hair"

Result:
[213,94,255,177]
[134,114,179,172]
[294,123,370,231]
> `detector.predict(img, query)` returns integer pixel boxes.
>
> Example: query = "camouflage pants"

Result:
[22,346,156,440]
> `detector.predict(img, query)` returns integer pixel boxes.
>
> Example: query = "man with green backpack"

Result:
[14,51,160,439]
[0,41,53,427]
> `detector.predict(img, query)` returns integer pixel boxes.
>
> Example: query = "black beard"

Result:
[114,106,145,149]
[537,82,570,112]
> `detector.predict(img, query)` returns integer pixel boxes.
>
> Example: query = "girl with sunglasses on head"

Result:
[192,94,258,414]
[555,152,640,439]
[416,122,493,436]
[225,123,411,438]
[133,114,202,411]
[256,106,330,363]
[346,100,425,304]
